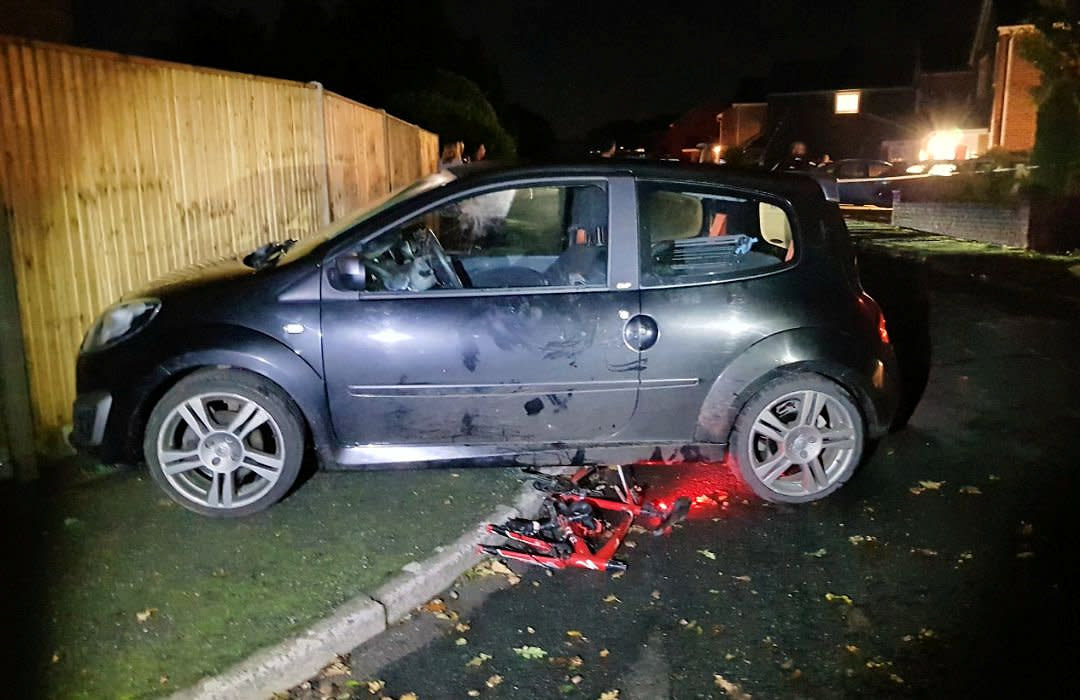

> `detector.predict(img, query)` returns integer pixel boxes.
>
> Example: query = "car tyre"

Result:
[144,368,305,517]
[729,373,865,503]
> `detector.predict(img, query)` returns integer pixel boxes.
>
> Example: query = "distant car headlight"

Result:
[80,298,161,353]
[905,164,926,174]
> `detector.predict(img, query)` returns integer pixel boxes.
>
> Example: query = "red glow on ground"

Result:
[635,461,751,520]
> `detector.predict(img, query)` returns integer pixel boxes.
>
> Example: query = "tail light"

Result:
[858,293,890,345]
[877,310,891,345]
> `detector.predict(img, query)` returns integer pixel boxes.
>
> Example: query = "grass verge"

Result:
[15,462,521,699]
[845,220,1080,304]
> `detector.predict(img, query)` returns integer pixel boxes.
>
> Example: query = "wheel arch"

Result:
[123,324,333,464]
[694,327,891,444]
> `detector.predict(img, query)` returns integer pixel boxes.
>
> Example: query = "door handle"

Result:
[623,314,659,351]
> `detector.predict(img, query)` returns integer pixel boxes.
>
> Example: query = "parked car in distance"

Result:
[72,162,900,516]
[819,159,901,206]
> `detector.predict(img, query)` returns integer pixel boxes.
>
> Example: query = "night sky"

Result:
[63,0,1027,140]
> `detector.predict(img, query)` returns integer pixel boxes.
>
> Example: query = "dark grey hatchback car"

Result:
[72,162,899,516]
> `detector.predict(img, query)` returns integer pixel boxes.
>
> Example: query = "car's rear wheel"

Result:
[729,374,865,503]
[144,369,304,517]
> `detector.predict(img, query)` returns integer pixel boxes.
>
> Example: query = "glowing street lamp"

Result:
[923,129,963,161]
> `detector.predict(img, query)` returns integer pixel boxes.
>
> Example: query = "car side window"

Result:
[835,161,866,179]
[637,182,795,287]
[354,184,608,293]
[867,162,892,178]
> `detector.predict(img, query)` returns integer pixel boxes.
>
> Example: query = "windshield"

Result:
[261,171,456,266]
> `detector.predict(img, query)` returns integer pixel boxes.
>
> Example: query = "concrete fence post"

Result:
[310,81,333,226]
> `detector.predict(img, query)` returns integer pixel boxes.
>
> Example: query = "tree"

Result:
[1020,1,1080,193]
[388,71,516,159]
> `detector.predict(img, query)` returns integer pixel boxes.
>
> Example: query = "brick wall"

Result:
[990,26,1041,151]
[893,201,1030,248]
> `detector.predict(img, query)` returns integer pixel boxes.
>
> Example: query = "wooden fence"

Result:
[0,36,439,439]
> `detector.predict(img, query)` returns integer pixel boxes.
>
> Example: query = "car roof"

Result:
[446,160,828,201]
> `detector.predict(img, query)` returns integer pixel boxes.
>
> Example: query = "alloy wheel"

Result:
[747,389,859,498]
[156,392,286,510]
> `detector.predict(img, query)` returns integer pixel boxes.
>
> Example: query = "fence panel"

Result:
[0,36,437,438]
[323,93,390,219]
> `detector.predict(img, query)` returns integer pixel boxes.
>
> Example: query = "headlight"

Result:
[80,298,161,353]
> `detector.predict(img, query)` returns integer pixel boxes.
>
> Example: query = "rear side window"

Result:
[637,182,796,287]
[867,162,892,178]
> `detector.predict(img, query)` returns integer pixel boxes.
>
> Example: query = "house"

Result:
[658,0,1041,166]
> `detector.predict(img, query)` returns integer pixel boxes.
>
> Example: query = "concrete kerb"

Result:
[169,474,550,700]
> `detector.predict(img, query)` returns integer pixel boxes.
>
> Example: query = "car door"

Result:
[626,180,804,440]
[320,177,641,451]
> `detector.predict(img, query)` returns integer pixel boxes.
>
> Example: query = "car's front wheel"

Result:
[144,369,304,517]
[729,374,865,503]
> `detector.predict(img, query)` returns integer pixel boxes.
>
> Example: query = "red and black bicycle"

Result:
[480,466,691,573]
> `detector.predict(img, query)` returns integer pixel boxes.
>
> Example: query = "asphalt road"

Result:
[304,275,1079,700]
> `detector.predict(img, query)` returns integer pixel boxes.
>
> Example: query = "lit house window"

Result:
[834,90,861,114]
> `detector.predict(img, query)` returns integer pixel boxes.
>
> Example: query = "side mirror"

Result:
[331,253,366,291]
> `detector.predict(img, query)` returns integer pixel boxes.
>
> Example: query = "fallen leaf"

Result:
[650,590,661,600]
[513,645,548,660]
[421,599,447,615]
[159,675,169,686]
[848,535,877,545]
[526,626,536,634]
[322,658,350,676]
[713,673,752,699]
[733,575,751,583]
[467,691,480,698]
[50,652,60,664]
[957,551,974,562]
[629,525,649,535]
[611,571,624,579]
[455,637,468,646]
[566,630,585,638]
[599,649,610,658]
[910,479,946,495]
[804,548,828,558]
[889,673,905,684]
[911,548,939,557]
[623,540,637,548]
[958,485,982,495]
[1019,521,1034,536]
[1017,551,1035,559]
[989,474,1000,481]
[571,674,583,685]
[364,680,386,693]
[485,674,503,688]
[918,627,936,639]
[135,608,157,623]
[844,644,859,654]
[602,594,621,604]
[465,653,492,667]
[569,655,584,670]
[399,693,419,700]
[697,548,718,560]
[598,691,620,700]
[825,592,854,605]
[490,561,514,576]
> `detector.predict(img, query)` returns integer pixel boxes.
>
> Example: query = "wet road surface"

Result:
[321,278,1079,699]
